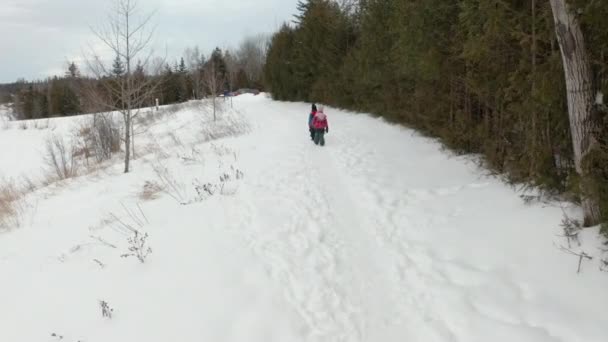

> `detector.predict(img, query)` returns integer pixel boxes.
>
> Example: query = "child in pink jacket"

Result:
[311,106,329,146]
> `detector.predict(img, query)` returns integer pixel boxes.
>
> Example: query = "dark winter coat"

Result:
[308,110,317,127]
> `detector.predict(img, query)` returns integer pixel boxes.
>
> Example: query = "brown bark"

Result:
[549,0,601,226]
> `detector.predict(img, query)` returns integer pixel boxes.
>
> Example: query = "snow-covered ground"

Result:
[0,95,607,342]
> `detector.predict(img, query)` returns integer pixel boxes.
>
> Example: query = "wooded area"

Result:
[264,0,608,232]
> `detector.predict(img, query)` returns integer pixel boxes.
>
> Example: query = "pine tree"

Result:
[66,62,80,78]
[263,0,608,230]
[265,24,298,100]
[112,55,125,77]
[177,57,190,101]
[162,63,180,104]
[178,57,187,74]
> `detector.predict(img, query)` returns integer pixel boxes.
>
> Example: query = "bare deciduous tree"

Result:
[236,34,268,86]
[202,58,222,121]
[85,0,163,173]
[224,50,238,94]
[549,0,601,226]
[184,46,205,100]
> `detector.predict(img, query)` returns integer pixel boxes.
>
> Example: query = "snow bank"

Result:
[0,94,606,342]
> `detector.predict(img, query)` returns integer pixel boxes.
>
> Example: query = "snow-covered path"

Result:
[0,95,607,342]
[229,95,608,342]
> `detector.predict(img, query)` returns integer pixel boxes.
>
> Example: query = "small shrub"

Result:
[104,205,152,263]
[560,212,583,248]
[20,175,37,193]
[121,230,152,263]
[195,182,217,199]
[200,110,251,142]
[139,181,164,201]
[0,181,26,229]
[33,119,49,130]
[84,114,121,163]
[44,134,78,180]
[72,114,121,166]
[218,165,244,196]
[99,300,114,318]
[151,161,189,204]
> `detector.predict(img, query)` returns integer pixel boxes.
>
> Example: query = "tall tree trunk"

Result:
[131,119,135,159]
[124,113,131,173]
[213,96,217,122]
[549,0,601,226]
[124,3,132,173]
[529,0,538,176]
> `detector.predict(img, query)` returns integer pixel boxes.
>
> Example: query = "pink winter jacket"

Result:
[312,111,328,129]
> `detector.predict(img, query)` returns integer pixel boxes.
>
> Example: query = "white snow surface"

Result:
[0,95,607,342]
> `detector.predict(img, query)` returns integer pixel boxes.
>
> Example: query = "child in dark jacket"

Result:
[311,106,329,146]
[308,104,317,140]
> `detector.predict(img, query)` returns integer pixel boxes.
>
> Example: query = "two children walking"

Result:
[308,104,329,146]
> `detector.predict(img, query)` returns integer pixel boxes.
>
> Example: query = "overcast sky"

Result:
[0,0,299,83]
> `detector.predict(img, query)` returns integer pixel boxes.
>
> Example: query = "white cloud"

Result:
[0,0,299,82]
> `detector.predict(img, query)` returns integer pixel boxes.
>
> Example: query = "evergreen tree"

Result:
[112,55,125,77]
[177,57,191,101]
[264,0,608,231]
[162,63,180,104]
[66,62,80,78]
[265,24,298,100]
[178,57,187,73]
[49,77,63,116]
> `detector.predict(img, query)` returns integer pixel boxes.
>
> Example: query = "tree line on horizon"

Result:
[264,0,608,232]
[0,36,267,121]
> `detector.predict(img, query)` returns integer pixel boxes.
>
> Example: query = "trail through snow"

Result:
[227,95,608,342]
[0,95,607,342]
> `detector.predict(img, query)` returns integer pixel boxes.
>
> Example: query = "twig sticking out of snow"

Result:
[99,300,114,319]
[89,235,117,249]
[600,246,608,272]
[555,243,593,274]
[108,202,147,235]
[93,259,105,269]
[50,332,64,340]
[121,230,152,263]
[559,211,582,248]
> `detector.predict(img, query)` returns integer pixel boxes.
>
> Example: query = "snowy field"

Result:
[0,94,607,342]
